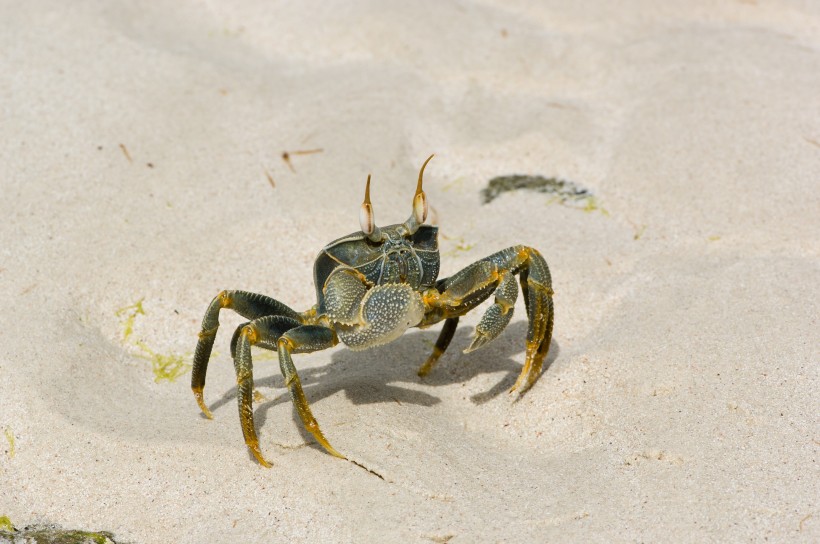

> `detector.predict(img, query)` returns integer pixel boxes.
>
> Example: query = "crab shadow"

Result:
[206,320,560,456]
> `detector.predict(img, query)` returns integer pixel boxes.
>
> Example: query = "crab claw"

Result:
[463,304,510,354]
[463,333,491,353]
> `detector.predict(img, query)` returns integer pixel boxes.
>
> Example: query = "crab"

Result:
[191,155,554,467]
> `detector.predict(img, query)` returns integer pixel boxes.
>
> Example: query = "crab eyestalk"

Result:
[359,174,383,242]
[404,154,434,234]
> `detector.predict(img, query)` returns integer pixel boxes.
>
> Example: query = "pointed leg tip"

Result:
[418,353,439,377]
[250,446,273,468]
[330,449,347,461]
[316,438,346,460]
[509,377,537,396]
[199,403,214,419]
[508,373,529,395]
[193,390,214,419]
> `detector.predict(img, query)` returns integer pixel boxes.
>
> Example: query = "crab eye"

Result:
[413,191,427,225]
[359,174,380,239]
[412,154,434,224]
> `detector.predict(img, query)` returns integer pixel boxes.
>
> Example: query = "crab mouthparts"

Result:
[396,255,408,281]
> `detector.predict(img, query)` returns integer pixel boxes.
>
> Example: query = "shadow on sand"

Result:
[204,320,560,459]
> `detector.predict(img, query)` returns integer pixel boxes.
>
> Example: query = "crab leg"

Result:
[276,325,345,459]
[192,290,302,418]
[419,245,553,393]
[230,315,303,466]
[479,246,553,392]
[417,317,459,377]
[229,315,301,360]
[508,247,554,392]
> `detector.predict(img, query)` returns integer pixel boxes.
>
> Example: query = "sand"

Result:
[0,1,818,542]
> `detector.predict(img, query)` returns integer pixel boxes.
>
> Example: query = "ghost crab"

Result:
[192,155,554,467]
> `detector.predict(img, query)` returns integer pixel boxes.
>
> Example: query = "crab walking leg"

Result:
[417,261,506,375]
[468,245,553,392]
[230,315,302,360]
[192,290,302,418]
[420,246,553,392]
[232,315,306,467]
[444,245,553,392]
[277,326,346,459]
[505,247,554,392]
[417,317,459,377]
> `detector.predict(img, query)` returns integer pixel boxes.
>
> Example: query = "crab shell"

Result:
[313,224,441,316]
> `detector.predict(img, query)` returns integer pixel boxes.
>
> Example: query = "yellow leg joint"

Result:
[242,325,259,345]
[527,278,553,295]
[218,290,233,308]
[198,326,218,340]
[422,288,440,308]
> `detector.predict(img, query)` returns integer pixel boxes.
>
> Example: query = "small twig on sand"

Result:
[281,148,323,172]
[119,143,133,163]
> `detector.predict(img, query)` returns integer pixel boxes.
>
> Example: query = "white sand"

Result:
[1,1,818,542]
